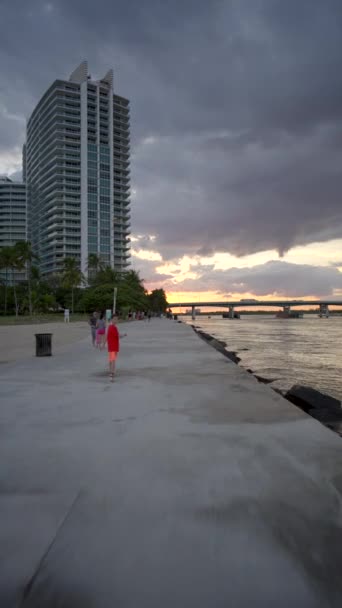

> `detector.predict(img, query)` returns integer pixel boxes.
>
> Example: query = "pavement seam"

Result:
[17,490,83,607]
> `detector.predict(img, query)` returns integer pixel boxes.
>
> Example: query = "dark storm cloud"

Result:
[163,261,342,298]
[130,255,172,284]
[1,0,342,261]
[132,124,342,259]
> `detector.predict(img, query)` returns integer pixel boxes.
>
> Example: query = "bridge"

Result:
[169,300,342,319]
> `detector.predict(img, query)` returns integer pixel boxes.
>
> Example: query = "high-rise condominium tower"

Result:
[0,176,27,283]
[25,61,130,277]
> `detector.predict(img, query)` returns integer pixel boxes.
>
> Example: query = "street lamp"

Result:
[113,286,117,315]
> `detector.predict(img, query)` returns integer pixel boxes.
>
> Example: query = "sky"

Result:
[1,0,342,303]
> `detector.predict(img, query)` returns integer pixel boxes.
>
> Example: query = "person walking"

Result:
[106,315,126,381]
[96,312,106,350]
[89,312,97,346]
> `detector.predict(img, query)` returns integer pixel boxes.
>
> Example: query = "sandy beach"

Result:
[0,321,89,364]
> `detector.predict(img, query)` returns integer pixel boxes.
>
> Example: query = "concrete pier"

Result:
[1,319,342,607]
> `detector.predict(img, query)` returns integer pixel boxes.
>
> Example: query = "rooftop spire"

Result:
[101,69,114,87]
[69,60,88,84]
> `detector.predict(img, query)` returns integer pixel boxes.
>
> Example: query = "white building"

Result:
[25,61,131,277]
[0,176,27,283]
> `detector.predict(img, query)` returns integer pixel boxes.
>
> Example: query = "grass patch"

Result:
[0,313,88,326]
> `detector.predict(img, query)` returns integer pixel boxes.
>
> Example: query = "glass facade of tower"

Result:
[25,62,130,277]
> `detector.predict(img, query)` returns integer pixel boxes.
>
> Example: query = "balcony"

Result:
[120,185,130,192]
[114,192,130,201]
[114,163,130,170]
[114,233,131,242]
[120,201,130,210]
[113,212,127,221]
[114,139,130,150]
[117,174,130,183]
[113,155,130,165]
[114,125,130,138]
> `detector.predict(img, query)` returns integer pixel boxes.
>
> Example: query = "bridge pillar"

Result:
[229,306,234,319]
[319,304,329,318]
[192,306,196,321]
[283,305,291,314]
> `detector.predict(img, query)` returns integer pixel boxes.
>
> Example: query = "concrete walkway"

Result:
[1,319,342,607]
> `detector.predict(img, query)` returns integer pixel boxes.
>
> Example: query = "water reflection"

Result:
[186,316,342,400]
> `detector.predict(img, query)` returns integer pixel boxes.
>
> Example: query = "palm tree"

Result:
[87,253,105,282]
[14,241,39,315]
[91,264,121,288]
[0,246,14,315]
[62,257,84,314]
[30,265,41,313]
[124,269,143,286]
[9,246,23,317]
[120,269,149,311]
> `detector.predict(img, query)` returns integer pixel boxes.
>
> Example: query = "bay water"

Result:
[184,315,342,401]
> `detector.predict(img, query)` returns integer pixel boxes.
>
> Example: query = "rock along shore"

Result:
[192,324,342,437]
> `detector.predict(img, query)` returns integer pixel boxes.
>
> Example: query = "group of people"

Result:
[88,311,126,381]
[127,311,152,321]
[89,311,107,349]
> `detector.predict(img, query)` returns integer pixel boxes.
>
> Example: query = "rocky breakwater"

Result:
[193,326,342,437]
[194,329,241,363]
[285,385,342,435]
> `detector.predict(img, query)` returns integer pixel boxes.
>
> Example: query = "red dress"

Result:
[107,325,120,352]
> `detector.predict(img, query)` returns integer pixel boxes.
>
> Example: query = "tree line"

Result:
[0,243,168,317]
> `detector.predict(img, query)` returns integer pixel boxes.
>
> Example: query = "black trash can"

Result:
[35,333,53,357]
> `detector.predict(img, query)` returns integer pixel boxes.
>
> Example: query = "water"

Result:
[184,315,342,401]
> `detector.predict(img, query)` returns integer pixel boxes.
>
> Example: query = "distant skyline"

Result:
[1,0,342,300]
